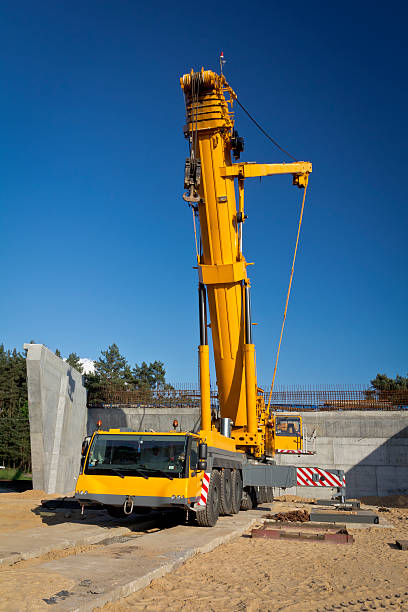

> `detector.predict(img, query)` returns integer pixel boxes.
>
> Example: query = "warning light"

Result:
[173,419,179,430]
[97,419,102,429]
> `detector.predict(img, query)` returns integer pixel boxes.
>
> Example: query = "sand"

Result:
[1,492,408,611]
[0,489,61,534]
[101,500,408,612]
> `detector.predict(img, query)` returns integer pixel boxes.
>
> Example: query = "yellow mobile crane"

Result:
[75,68,345,526]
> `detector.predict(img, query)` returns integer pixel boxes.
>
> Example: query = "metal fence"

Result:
[87,384,408,412]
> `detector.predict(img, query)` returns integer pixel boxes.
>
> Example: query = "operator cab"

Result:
[273,414,303,452]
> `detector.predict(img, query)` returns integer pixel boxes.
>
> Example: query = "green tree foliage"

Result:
[66,352,83,373]
[371,373,408,391]
[132,360,167,390]
[0,345,30,471]
[55,348,62,358]
[0,344,28,416]
[94,343,131,386]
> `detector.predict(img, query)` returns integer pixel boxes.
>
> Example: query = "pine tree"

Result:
[132,360,167,390]
[371,373,408,391]
[55,349,62,358]
[94,344,130,387]
[66,352,83,373]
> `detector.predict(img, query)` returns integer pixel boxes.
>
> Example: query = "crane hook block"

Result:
[183,158,201,202]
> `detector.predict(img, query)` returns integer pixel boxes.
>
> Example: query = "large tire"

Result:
[265,487,274,503]
[219,468,233,515]
[231,469,243,514]
[196,470,221,527]
[240,487,258,511]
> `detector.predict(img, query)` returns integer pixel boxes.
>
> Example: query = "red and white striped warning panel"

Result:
[196,471,211,506]
[297,467,346,488]
[276,449,315,455]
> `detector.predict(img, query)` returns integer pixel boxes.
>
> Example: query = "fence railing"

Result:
[87,385,408,411]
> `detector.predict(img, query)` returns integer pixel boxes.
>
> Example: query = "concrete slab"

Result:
[0,512,157,567]
[1,509,262,612]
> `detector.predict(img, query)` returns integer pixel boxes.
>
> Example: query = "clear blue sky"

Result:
[1,1,407,386]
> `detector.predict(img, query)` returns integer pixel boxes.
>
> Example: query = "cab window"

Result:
[190,439,198,470]
[275,417,301,437]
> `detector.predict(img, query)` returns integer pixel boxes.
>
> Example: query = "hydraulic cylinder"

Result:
[244,343,257,434]
[199,344,211,432]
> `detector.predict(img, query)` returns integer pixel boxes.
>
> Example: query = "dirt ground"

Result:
[101,498,408,612]
[0,489,59,534]
[1,492,408,611]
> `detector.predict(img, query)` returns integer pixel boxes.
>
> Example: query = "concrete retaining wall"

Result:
[25,344,87,494]
[87,407,201,437]
[88,407,408,498]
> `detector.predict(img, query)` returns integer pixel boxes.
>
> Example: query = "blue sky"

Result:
[1,1,407,385]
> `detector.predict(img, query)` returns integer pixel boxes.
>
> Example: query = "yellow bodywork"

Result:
[76,430,204,504]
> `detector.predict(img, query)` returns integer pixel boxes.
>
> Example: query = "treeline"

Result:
[82,343,171,394]
[370,373,408,391]
[0,345,30,471]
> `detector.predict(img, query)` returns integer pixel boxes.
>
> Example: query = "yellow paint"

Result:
[199,345,211,431]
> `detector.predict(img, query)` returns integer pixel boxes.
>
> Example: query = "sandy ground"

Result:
[0,489,59,534]
[101,499,408,612]
[1,492,408,611]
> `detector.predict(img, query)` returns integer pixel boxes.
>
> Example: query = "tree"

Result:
[66,352,83,373]
[132,360,168,390]
[55,349,62,359]
[0,345,30,470]
[371,373,408,391]
[94,344,131,387]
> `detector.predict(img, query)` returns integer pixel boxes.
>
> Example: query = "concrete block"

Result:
[25,344,87,494]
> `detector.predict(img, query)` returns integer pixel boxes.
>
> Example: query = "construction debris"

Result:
[266,509,310,522]
[252,521,354,545]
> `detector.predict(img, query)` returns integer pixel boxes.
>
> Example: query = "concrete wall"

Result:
[88,407,408,498]
[87,406,201,436]
[25,344,87,494]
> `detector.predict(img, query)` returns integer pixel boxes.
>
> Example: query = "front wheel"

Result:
[196,470,221,527]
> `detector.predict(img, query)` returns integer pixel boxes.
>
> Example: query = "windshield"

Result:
[275,417,301,437]
[85,434,188,477]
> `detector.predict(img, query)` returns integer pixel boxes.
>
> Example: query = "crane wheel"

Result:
[196,469,221,527]
[240,487,258,511]
[231,469,243,514]
[219,468,233,515]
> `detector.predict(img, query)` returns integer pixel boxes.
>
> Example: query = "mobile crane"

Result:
[75,68,345,526]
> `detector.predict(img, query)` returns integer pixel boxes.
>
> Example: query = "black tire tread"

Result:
[231,469,243,514]
[219,468,233,515]
[196,470,221,527]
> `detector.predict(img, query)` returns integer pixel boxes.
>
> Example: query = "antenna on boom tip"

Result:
[219,51,226,75]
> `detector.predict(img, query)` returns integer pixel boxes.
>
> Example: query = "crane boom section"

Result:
[182,69,249,429]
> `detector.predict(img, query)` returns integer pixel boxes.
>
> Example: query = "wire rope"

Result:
[266,176,309,412]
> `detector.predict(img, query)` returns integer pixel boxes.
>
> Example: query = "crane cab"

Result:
[272,414,303,453]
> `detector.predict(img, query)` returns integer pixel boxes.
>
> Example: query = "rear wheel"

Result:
[219,468,233,515]
[196,469,221,527]
[231,469,243,514]
[240,487,258,511]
